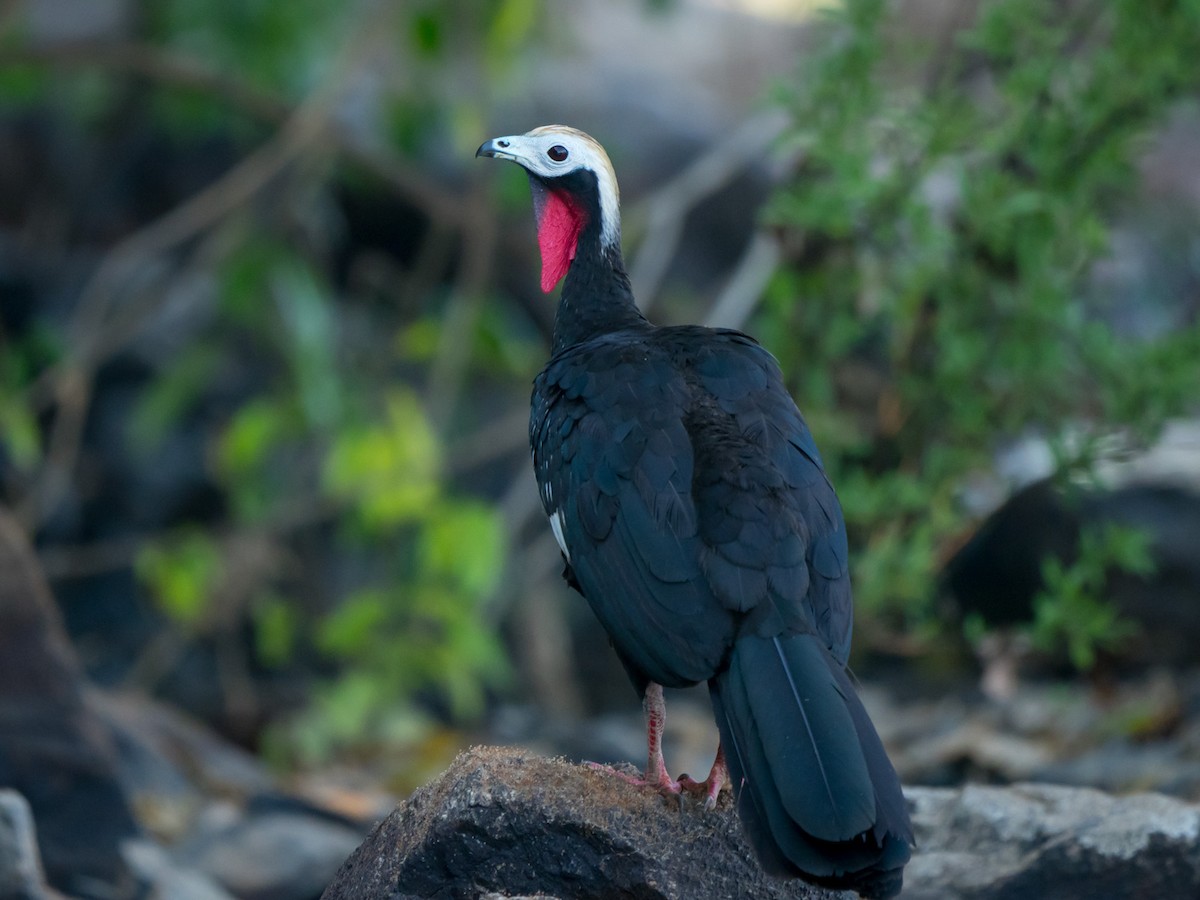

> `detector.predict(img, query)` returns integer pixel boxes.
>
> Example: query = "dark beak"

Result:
[476,137,516,161]
[476,139,500,159]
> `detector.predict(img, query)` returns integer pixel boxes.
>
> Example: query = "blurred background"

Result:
[2,0,1200,897]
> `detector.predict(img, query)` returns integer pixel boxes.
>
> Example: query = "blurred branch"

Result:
[4,41,289,121]
[0,41,467,230]
[427,186,497,432]
[628,110,789,310]
[0,0,20,34]
[399,223,456,309]
[921,0,982,95]
[15,8,402,530]
[37,536,141,582]
[702,229,782,330]
[20,86,332,528]
[446,406,530,475]
[486,456,585,712]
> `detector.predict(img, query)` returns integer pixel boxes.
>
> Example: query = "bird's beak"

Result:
[476,136,524,164]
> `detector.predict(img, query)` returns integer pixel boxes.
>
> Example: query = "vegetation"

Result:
[0,0,546,765]
[0,0,1198,773]
[763,0,1200,660]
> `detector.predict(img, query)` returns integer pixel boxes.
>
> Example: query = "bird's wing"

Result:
[532,335,734,689]
[533,328,853,680]
[683,328,853,664]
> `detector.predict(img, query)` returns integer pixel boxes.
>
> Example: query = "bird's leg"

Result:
[679,743,728,810]
[640,682,681,792]
[586,682,680,794]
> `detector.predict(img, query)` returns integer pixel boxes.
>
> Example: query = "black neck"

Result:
[541,173,649,355]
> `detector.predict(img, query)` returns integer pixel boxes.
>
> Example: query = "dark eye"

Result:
[548,145,569,162]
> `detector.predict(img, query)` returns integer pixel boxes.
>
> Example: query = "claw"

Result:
[678,744,728,809]
[585,683,684,798]
[585,684,729,808]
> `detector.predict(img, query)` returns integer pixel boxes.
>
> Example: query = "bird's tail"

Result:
[709,631,912,899]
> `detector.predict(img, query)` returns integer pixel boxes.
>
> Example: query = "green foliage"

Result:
[323,391,440,532]
[130,345,224,450]
[195,239,513,763]
[22,0,547,749]
[0,393,39,473]
[766,0,1200,654]
[137,529,224,628]
[1031,522,1154,670]
[0,324,59,473]
[254,593,299,667]
[105,199,523,764]
[145,0,347,94]
[293,496,509,763]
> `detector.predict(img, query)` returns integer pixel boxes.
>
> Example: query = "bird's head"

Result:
[477,125,620,293]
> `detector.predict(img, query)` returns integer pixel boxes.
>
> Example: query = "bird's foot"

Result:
[678,747,728,810]
[677,772,724,809]
[585,760,682,795]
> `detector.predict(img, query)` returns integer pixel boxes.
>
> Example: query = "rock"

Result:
[945,479,1200,670]
[0,506,366,900]
[90,687,279,842]
[322,746,1200,900]
[321,745,848,900]
[122,839,236,900]
[180,804,364,900]
[0,508,143,898]
[0,790,58,900]
[904,783,1200,899]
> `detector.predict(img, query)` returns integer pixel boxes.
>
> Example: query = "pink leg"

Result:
[679,743,728,809]
[587,682,680,794]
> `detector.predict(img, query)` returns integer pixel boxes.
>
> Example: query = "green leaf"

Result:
[396,318,442,362]
[409,10,443,56]
[0,392,40,472]
[129,345,223,451]
[322,389,441,530]
[217,398,293,477]
[254,593,299,667]
[317,588,390,659]
[421,501,504,597]
[136,531,223,628]
[486,0,538,63]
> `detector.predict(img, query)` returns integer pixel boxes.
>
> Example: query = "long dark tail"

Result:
[710,631,912,899]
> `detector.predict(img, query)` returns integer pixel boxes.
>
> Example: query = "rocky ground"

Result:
[321,746,1200,900]
[4,668,1200,898]
[5,502,1200,899]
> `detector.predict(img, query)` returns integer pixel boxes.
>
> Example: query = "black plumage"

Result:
[479,126,912,898]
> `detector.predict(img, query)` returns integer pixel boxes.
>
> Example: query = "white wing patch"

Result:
[548,508,571,562]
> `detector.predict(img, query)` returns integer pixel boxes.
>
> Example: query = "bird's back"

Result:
[531,323,854,685]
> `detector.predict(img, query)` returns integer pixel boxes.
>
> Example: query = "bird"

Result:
[477,125,913,898]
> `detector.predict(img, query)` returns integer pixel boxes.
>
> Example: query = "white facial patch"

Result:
[486,126,622,250]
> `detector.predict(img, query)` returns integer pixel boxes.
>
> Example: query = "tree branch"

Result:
[628,110,789,311]
[15,6,404,529]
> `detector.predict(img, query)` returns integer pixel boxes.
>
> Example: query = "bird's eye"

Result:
[548,145,569,162]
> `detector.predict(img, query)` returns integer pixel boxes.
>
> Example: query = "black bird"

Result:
[478,125,912,898]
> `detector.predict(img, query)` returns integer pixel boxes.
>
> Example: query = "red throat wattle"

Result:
[532,185,586,293]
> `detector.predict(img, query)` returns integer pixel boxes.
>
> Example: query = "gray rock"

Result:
[182,809,364,900]
[90,688,279,843]
[0,790,55,900]
[321,747,1200,900]
[0,509,142,898]
[904,783,1200,899]
[122,839,236,900]
[320,745,848,900]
